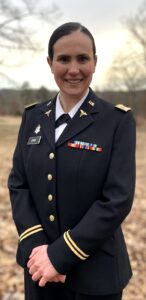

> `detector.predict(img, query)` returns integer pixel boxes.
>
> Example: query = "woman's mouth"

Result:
[65,79,83,84]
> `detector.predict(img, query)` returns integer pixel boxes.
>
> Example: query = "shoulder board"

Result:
[25,102,38,110]
[115,104,131,112]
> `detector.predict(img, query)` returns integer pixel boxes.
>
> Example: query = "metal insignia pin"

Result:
[34,124,41,134]
[45,109,52,117]
[80,109,87,117]
[88,100,95,107]
[47,101,52,106]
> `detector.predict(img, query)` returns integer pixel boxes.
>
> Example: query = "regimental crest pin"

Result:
[80,109,87,117]
[34,124,41,134]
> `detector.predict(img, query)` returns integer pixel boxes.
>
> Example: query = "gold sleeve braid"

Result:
[19,224,43,242]
[63,230,89,260]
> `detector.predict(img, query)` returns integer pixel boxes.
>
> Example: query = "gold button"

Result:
[49,215,55,221]
[49,153,55,159]
[48,194,53,201]
[48,174,53,181]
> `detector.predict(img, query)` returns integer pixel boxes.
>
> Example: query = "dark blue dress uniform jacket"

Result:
[8,88,136,295]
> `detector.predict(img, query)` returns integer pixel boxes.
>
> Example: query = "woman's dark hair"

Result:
[48,22,96,60]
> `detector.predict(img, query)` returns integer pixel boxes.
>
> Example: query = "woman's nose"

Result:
[68,61,79,74]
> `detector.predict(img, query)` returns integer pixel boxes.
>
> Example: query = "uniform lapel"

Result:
[56,89,100,148]
[39,98,56,149]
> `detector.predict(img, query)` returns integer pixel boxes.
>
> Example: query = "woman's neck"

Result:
[59,90,88,113]
[59,98,79,113]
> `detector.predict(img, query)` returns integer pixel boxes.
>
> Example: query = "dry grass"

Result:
[0,115,146,300]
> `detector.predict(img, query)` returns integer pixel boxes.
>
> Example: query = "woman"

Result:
[8,22,136,300]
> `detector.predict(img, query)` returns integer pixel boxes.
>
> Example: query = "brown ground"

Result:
[0,116,146,300]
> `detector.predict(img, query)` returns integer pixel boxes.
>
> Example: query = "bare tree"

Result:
[105,43,146,92]
[0,0,61,84]
[105,1,146,92]
[126,0,146,69]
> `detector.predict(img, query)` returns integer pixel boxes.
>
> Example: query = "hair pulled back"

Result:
[48,22,96,60]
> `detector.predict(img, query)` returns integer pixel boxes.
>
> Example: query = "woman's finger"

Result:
[32,270,42,282]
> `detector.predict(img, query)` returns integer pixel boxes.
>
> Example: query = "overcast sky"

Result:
[3,0,143,90]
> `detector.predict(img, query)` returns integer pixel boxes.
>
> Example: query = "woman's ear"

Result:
[93,54,98,73]
[94,54,98,66]
[47,57,53,73]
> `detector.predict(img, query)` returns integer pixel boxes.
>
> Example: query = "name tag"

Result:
[27,136,41,145]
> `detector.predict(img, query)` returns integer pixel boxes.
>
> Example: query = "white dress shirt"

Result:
[55,89,89,142]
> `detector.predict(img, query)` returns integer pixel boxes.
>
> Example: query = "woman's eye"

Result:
[78,56,89,63]
[58,56,70,63]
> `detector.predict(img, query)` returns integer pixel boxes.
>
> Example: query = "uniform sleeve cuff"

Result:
[17,230,49,267]
[48,230,89,274]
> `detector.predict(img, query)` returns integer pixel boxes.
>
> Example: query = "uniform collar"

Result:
[39,87,101,149]
[55,89,89,120]
[40,87,100,115]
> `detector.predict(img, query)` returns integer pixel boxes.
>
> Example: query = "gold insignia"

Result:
[80,109,87,117]
[88,100,95,107]
[25,102,38,109]
[45,109,52,117]
[115,104,131,112]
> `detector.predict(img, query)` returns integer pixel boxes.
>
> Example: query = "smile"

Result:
[65,79,83,84]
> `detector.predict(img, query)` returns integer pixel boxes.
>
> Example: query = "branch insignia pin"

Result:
[80,109,87,118]
[45,110,52,117]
